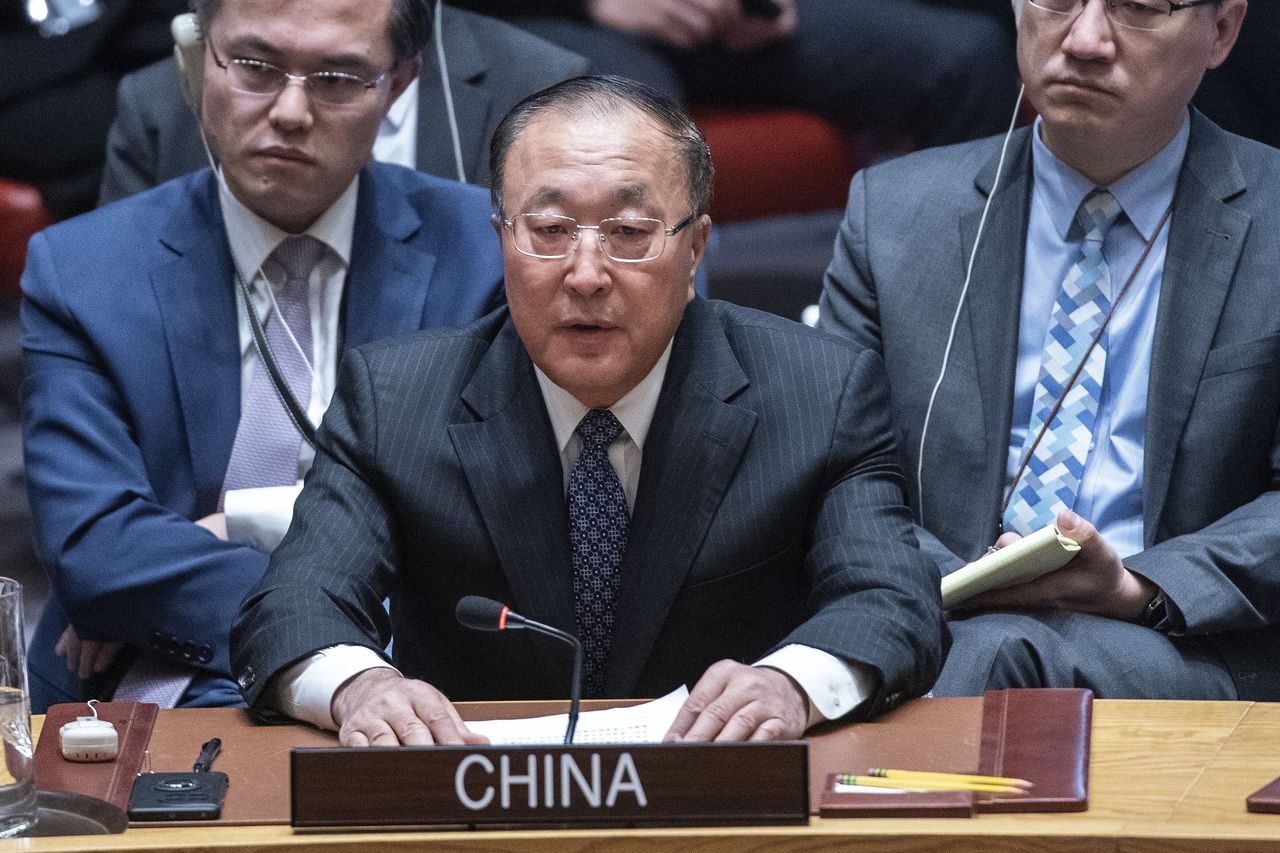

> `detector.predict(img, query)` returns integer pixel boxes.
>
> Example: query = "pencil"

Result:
[869,768,1035,788]
[837,775,1027,795]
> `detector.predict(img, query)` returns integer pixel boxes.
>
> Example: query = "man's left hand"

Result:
[664,659,808,742]
[55,625,124,680]
[958,509,1156,622]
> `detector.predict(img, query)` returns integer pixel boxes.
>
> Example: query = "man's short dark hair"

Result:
[489,75,715,219]
[190,0,431,65]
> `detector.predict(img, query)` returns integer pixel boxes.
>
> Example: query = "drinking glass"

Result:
[0,578,36,836]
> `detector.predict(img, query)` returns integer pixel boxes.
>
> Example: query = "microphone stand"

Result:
[455,596,584,745]
[512,616,583,745]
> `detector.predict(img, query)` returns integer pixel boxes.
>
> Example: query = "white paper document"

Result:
[940,522,1080,609]
[466,686,690,746]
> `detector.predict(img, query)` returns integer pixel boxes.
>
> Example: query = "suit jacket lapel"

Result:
[606,299,756,697]
[343,167,434,350]
[950,130,1034,540]
[448,318,576,680]
[415,12,494,181]
[1143,112,1250,544]
[151,172,240,513]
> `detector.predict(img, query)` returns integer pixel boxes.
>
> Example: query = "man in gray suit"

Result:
[820,0,1280,699]
[231,76,944,745]
[98,4,590,203]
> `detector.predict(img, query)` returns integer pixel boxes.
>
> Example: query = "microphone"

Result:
[455,596,583,744]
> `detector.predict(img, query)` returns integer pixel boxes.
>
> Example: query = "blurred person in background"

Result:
[447,0,1023,149]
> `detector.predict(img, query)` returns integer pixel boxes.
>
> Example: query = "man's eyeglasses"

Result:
[209,42,389,106]
[1026,0,1219,32]
[501,213,696,263]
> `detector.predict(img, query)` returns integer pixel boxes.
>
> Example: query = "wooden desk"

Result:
[17,700,1280,853]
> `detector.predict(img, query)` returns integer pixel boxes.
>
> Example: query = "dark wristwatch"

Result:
[1139,588,1170,631]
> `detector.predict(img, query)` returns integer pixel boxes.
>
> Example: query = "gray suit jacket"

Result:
[231,299,945,717]
[819,110,1280,699]
[97,6,591,204]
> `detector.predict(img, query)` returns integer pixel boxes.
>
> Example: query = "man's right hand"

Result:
[55,626,124,681]
[587,0,738,50]
[958,510,1157,622]
[330,667,490,747]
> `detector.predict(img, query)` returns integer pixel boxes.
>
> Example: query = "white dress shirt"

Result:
[217,171,358,550]
[372,79,419,170]
[271,342,871,731]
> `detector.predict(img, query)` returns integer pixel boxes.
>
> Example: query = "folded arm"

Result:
[21,231,268,676]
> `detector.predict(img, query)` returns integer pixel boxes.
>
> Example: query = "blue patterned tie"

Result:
[568,409,628,698]
[1004,189,1124,535]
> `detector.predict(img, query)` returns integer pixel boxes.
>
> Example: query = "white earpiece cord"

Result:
[916,84,1025,528]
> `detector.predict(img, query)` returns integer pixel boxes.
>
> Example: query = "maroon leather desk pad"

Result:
[813,688,1090,816]
[810,696,982,817]
[1247,775,1280,814]
[38,689,1091,825]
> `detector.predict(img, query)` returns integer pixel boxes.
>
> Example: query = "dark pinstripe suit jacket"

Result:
[231,298,945,716]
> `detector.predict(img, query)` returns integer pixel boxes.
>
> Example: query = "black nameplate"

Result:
[291,742,808,830]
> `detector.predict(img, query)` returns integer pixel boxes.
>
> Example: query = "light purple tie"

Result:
[111,656,201,707]
[222,234,324,497]
[115,237,323,709]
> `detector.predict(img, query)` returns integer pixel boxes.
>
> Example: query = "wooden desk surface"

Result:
[16,699,1280,853]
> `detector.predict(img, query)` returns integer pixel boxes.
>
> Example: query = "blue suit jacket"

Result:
[21,163,504,711]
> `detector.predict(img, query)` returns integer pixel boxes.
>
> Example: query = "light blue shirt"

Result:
[1007,115,1189,559]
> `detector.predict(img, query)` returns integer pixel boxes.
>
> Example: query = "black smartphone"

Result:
[741,0,783,20]
[127,771,229,821]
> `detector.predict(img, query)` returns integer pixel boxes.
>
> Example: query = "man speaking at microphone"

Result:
[232,76,944,744]
[820,0,1280,699]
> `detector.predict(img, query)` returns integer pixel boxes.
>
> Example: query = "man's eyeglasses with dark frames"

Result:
[209,41,390,106]
[501,213,697,263]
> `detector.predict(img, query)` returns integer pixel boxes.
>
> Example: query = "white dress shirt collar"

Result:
[217,169,359,279]
[534,340,674,457]
[383,78,418,133]
[373,79,420,170]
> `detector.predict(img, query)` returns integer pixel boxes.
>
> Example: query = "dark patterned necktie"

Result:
[567,408,628,698]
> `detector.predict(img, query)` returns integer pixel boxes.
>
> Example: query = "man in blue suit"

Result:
[20,0,503,711]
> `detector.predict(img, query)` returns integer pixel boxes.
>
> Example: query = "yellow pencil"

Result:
[838,775,1027,795]
[869,768,1035,789]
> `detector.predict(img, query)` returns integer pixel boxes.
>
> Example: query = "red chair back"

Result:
[0,179,52,301]
[691,108,864,223]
